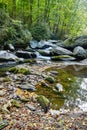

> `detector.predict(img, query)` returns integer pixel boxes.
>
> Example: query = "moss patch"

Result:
[9,67,31,75]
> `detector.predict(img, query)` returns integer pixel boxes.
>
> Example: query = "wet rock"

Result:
[48,40,58,44]
[51,55,75,61]
[19,84,35,92]
[53,46,73,55]
[4,43,15,51]
[38,50,51,56]
[0,51,19,61]
[25,104,36,111]
[80,58,87,64]
[73,46,87,60]
[30,40,39,49]
[37,95,50,113]
[55,83,63,92]
[30,40,55,49]
[16,50,36,59]
[45,76,55,83]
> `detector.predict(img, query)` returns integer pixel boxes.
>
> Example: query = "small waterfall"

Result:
[35,51,51,60]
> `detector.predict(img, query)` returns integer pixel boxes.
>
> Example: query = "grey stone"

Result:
[73,46,86,59]
[19,84,35,92]
[53,46,73,55]
[25,104,36,111]
[0,51,18,61]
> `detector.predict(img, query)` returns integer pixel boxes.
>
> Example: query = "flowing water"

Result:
[36,63,87,111]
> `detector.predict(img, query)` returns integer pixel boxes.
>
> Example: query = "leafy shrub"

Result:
[0,11,32,48]
[30,22,51,41]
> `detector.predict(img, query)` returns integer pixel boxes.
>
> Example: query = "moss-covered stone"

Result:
[3,77,10,82]
[51,55,75,61]
[9,67,31,75]
[37,95,50,113]
[45,76,55,83]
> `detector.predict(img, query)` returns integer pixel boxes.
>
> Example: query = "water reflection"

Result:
[36,64,87,111]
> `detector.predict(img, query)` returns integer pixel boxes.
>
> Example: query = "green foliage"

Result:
[0,11,32,48]
[0,0,87,40]
[30,22,50,41]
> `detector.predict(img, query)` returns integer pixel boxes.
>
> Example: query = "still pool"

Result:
[36,63,87,111]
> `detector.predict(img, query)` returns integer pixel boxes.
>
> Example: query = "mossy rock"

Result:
[9,67,31,75]
[3,77,10,82]
[37,95,50,113]
[45,76,55,83]
[51,55,76,61]
[11,100,21,108]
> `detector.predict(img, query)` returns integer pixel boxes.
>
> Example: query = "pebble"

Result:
[25,104,36,111]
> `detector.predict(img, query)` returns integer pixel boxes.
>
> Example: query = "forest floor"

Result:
[0,60,87,130]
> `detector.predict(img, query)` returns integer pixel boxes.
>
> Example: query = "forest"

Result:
[0,0,87,41]
[0,0,87,130]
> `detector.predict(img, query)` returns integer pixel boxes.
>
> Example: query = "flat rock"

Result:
[25,104,36,111]
[0,51,18,61]
[19,84,35,91]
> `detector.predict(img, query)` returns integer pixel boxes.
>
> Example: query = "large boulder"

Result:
[0,51,18,61]
[64,36,87,50]
[73,46,87,60]
[52,46,73,56]
[30,40,55,49]
[16,50,36,59]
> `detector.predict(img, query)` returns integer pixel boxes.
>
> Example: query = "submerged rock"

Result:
[37,95,50,113]
[73,46,87,60]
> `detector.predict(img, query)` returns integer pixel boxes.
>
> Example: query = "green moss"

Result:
[51,55,75,61]
[3,77,10,82]
[37,95,50,113]
[9,67,31,75]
